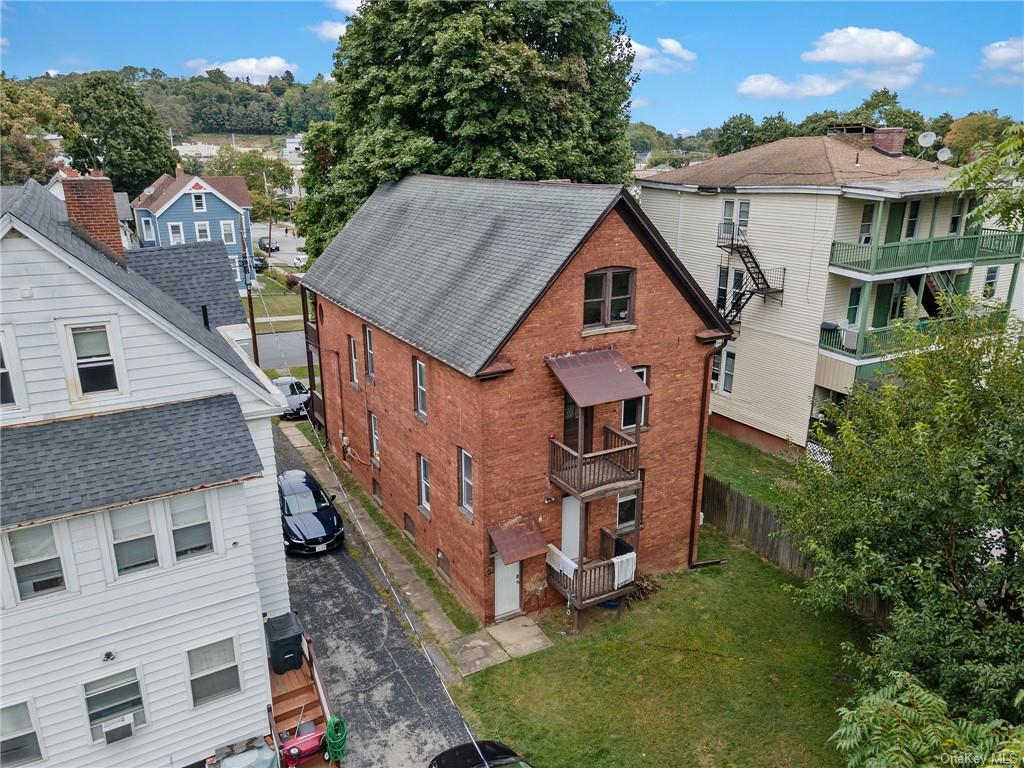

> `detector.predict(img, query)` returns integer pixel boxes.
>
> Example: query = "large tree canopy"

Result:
[62,72,179,197]
[0,75,79,185]
[204,146,294,221]
[955,123,1024,232]
[778,301,1024,723]
[295,0,636,258]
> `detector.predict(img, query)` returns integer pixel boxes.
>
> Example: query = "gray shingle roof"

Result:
[125,242,247,328]
[114,192,132,222]
[302,175,624,375]
[1,180,262,387]
[0,394,263,528]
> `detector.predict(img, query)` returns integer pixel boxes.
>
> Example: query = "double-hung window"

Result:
[904,200,921,239]
[715,267,744,312]
[617,492,637,531]
[858,204,875,244]
[348,336,359,385]
[583,268,635,328]
[0,332,17,407]
[368,411,380,461]
[722,199,750,235]
[109,506,159,576]
[84,669,146,741]
[140,217,155,242]
[71,325,118,395]
[195,221,211,242]
[187,638,240,706]
[7,525,65,600]
[192,193,206,213]
[167,222,185,245]
[711,348,736,394]
[413,358,427,417]
[169,495,214,561]
[220,220,236,245]
[1,702,42,766]
[417,454,431,512]
[984,266,999,298]
[363,326,375,378]
[458,449,473,512]
[846,285,862,326]
[621,366,649,430]
[949,198,965,235]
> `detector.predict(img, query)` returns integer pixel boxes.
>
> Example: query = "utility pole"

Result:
[263,171,273,257]
[239,212,259,366]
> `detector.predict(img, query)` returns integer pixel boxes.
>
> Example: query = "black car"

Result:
[252,253,268,273]
[277,470,344,554]
[428,742,533,768]
[258,236,280,252]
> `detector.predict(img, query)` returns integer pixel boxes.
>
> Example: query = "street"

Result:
[273,427,467,767]
[252,221,308,269]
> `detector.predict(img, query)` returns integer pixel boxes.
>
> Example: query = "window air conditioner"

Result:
[843,327,860,350]
[710,381,719,392]
[102,714,135,744]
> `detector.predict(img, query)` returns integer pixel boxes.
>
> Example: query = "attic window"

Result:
[583,268,635,328]
[192,193,206,213]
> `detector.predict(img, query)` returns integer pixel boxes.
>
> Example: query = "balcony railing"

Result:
[548,426,639,497]
[819,309,1009,360]
[830,229,1024,275]
[546,539,636,610]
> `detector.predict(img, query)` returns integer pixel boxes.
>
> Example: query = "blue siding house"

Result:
[132,168,254,290]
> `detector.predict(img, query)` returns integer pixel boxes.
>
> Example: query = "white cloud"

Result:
[328,0,359,13]
[44,68,59,77]
[631,97,650,108]
[738,73,848,99]
[845,61,924,90]
[802,27,933,66]
[0,37,8,52]
[185,56,298,84]
[980,37,1023,85]
[627,36,697,74]
[310,20,347,41]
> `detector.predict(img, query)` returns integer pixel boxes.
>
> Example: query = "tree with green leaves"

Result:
[0,75,79,185]
[756,112,795,145]
[778,299,1024,723]
[711,113,758,156]
[843,88,926,152]
[954,123,1024,231]
[945,111,1017,165]
[61,72,178,197]
[295,0,635,258]
[204,146,293,221]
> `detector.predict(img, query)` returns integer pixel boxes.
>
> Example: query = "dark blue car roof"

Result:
[277,469,323,496]
[429,741,521,768]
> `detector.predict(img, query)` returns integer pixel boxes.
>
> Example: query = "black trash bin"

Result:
[265,612,304,674]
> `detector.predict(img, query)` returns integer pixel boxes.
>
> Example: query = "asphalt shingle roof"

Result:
[124,242,247,328]
[301,175,624,376]
[131,173,252,212]
[1,180,261,387]
[0,394,263,527]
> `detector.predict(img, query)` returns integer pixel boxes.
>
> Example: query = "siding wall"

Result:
[642,187,838,446]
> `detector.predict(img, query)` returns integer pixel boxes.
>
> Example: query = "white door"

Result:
[561,496,581,560]
[494,555,520,618]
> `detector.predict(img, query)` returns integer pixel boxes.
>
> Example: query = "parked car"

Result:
[272,376,309,420]
[277,470,344,554]
[292,254,308,269]
[428,742,533,768]
[259,236,280,252]
[252,252,268,273]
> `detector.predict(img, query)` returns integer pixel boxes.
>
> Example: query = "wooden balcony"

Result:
[830,228,1024,275]
[546,529,637,609]
[548,426,639,499]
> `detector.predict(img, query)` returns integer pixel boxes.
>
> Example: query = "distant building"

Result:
[173,142,223,160]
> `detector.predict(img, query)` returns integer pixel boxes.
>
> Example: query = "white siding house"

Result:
[0,177,291,768]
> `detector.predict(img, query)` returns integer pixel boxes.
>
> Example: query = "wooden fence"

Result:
[701,474,889,625]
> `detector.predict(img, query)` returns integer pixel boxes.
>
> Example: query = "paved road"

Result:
[273,429,467,767]
[250,330,308,370]
[252,221,308,269]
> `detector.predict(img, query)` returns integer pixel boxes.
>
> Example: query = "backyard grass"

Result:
[244,270,302,321]
[262,365,319,381]
[703,429,798,507]
[454,528,864,768]
[255,319,304,333]
[295,420,480,635]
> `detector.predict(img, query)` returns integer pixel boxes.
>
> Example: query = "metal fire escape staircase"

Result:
[716,223,785,325]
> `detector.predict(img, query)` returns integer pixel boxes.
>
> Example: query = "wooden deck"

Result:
[269,659,330,768]
[548,427,640,498]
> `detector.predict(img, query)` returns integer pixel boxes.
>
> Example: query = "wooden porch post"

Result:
[869,201,886,272]
[857,281,875,356]
[576,405,585,496]
[1007,260,1021,312]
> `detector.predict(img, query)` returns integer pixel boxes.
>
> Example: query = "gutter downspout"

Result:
[689,332,730,569]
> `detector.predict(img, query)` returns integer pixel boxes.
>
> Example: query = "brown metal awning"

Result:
[488,516,547,564]
[546,348,651,407]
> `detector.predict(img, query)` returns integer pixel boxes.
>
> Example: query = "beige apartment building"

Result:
[640,125,1023,450]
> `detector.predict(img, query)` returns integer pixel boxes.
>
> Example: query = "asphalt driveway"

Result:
[274,428,467,767]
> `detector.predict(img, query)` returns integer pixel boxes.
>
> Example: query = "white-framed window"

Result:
[459,448,473,511]
[949,197,965,235]
[846,285,862,326]
[66,322,121,397]
[0,329,27,409]
[984,266,999,298]
[858,203,875,244]
[187,637,240,707]
[722,199,750,232]
[715,266,744,312]
[108,505,159,577]
[617,492,637,530]
[413,358,427,417]
[192,193,206,213]
[417,454,430,511]
[167,222,185,245]
[230,256,241,283]
[84,669,146,741]
[368,411,380,459]
[140,217,156,242]
[904,200,922,239]
[194,221,211,242]
[220,220,236,245]
[348,336,359,385]
[1,701,43,766]
[363,326,375,378]
[621,366,649,430]
[169,495,214,561]
[711,347,736,394]
[5,524,66,601]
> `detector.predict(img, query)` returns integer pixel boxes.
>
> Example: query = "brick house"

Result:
[300,175,731,625]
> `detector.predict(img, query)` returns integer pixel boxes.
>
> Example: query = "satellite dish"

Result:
[937,147,953,162]
[143,186,155,196]
[918,131,937,148]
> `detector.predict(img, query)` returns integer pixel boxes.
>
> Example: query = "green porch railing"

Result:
[830,228,1024,274]
[819,309,1009,360]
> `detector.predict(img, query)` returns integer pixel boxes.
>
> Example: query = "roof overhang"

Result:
[151,176,248,218]
[639,180,843,196]
[546,348,651,408]
[840,178,959,200]
[488,516,547,564]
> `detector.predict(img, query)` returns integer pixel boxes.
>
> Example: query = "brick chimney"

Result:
[175,163,184,178]
[62,173,125,262]
[872,127,907,156]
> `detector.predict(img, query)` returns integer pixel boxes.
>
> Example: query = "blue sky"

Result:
[2,1,1021,134]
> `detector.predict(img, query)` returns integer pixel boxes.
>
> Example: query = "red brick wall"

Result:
[62,175,124,260]
[313,203,714,624]
[872,127,907,156]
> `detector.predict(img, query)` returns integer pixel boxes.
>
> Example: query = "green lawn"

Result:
[191,132,284,149]
[454,528,863,768]
[703,430,799,507]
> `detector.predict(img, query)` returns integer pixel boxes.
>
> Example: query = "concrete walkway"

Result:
[277,421,551,678]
